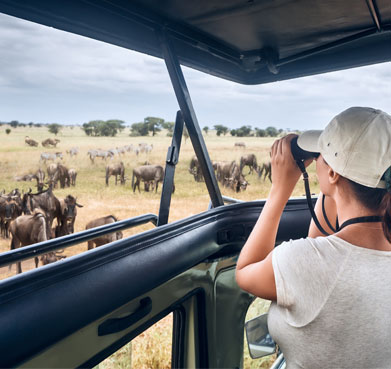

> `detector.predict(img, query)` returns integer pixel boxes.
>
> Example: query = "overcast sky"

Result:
[0,12,390,131]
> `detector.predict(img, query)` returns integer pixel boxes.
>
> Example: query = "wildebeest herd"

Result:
[188,152,271,192]
[2,134,272,275]
[0,187,80,273]
[1,185,125,274]
[2,138,166,274]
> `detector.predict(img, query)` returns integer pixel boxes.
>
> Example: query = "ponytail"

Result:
[381,193,391,242]
[381,167,391,242]
[348,179,391,242]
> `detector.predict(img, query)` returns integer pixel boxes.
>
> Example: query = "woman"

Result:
[236,107,391,368]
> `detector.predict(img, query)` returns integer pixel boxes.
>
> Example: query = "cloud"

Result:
[0,12,390,129]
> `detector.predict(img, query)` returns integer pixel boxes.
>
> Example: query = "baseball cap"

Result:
[297,107,391,189]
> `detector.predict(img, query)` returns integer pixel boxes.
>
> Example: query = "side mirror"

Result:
[245,313,276,359]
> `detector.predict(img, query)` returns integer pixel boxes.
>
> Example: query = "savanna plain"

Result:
[0,125,319,368]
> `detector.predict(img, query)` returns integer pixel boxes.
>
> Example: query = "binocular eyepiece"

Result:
[290,136,319,162]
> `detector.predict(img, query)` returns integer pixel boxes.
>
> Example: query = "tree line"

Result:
[129,119,289,138]
[1,117,295,138]
[0,120,64,135]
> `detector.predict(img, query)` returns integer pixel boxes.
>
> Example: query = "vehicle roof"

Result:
[0,0,390,84]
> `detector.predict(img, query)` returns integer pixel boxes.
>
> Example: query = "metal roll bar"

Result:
[0,213,158,268]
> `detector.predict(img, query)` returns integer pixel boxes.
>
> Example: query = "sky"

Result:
[0,12,390,131]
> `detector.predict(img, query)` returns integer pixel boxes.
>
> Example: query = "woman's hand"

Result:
[270,134,312,201]
[236,134,314,301]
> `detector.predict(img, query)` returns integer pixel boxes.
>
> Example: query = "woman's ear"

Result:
[328,167,340,185]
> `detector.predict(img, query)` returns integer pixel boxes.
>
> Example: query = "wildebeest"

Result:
[240,153,258,175]
[66,147,79,157]
[22,186,59,239]
[40,251,66,265]
[56,194,83,236]
[25,136,38,147]
[225,163,249,192]
[85,215,123,250]
[47,164,69,188]
[40,152,63,164]
[68,168,77,186]
[258,161,272,182]
[132,165,168,193]
[189,156,204,182]
[56,164,70,188]
[234,142,246,148]
[106,162,125,186]
[9,208,48,273]
[0,195,22,238]
[42,138,60,148]
[14,173,36,182]
[144,181,155,192]
[47,163,58,187]
[215,161,236,185]
[34,168,46,191]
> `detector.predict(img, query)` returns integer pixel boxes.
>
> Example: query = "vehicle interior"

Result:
[0,1,390,368]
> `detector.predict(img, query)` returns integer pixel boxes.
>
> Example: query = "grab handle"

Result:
[98,297,152,336]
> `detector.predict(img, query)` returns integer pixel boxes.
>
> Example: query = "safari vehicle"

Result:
[0,1,390,368]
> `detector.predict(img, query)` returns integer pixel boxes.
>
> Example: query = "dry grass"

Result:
[98,314,173,369]
[0,125,320,366]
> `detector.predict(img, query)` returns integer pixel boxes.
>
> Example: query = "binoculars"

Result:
[290,136,319,162]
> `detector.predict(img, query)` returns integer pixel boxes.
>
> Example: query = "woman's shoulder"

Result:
[275,235,352,265]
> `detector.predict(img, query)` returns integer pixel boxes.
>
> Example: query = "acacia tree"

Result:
[254,127,267,137]
[213,124,229,136]
[203,126,209,135]
[48,123,62,136]
[230,125,252,137]
[130,122,150,136]
[266,126,279,137]
[83,120,125,136]
[144,116,164,136]
[162,121,175,136]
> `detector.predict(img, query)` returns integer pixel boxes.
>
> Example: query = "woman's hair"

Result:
[348,179,391,242]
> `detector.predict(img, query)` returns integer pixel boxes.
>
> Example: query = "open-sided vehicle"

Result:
[0,1,390,368]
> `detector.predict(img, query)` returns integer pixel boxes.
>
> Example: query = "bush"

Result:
[5,128,11,135]
[48,123,62,136]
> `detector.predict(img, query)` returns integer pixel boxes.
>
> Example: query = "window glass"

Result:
[98,313,173,369]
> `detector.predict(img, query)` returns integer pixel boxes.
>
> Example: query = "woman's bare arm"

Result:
[236,134,311,301]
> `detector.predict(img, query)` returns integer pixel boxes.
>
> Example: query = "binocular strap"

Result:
[299,161,383,236]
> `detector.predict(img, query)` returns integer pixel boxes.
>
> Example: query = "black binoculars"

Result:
[290,136,319,162]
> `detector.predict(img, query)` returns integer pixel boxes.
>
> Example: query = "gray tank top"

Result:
[268,235,391,369]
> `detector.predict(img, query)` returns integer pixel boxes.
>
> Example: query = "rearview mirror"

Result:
[245,313,276,359]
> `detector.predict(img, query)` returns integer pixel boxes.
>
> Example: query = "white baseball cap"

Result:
[297,107,391,189]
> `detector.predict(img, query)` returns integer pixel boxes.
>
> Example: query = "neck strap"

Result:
[321,194,338,232]
[296,160,383,236]
[296,160,330,236]
[338,216,383,231]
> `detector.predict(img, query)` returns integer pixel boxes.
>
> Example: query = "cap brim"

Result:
[297,130,322,153]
